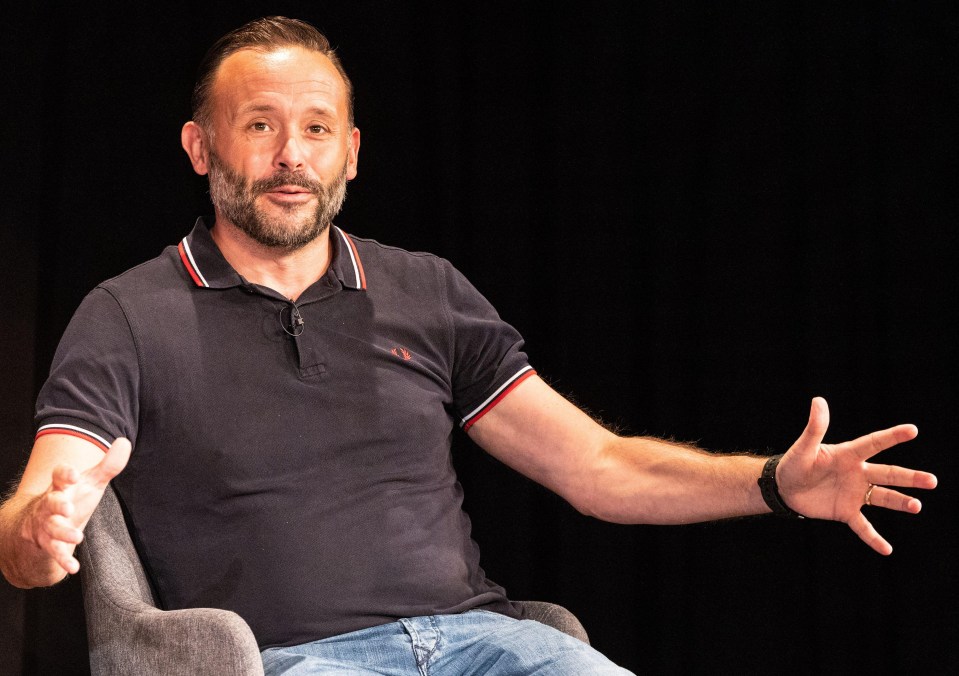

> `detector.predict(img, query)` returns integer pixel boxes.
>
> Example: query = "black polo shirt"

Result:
[35,218,536,648]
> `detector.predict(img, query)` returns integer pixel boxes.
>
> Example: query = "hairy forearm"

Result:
[469,376,776,525]
[0,493,68,588]
[575,436,770,525]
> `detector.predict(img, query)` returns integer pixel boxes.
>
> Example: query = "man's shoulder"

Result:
[347,233,450,268]
[344,232,459,286]
[95,244,185,299]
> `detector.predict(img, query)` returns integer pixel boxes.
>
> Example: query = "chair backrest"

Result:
[77,484,161,674]
[78,484,156,610]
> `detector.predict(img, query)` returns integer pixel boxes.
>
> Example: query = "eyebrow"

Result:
[238,104,337,118]
[241,104,277,114]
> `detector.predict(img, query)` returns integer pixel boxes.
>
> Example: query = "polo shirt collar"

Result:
[330,224,367,291]
[177,217,367,291]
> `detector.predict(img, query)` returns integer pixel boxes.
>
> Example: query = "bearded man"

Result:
[0,16,936,676]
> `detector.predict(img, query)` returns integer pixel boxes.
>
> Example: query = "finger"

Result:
[847,512,893,556]
[43,514,84,545]
[50,464,79,491]
[789,397,830,460]
[865,463,938,490]
[49,541,80,576]
[866,486,922,514]
[87,437,132,486]
[43,491,75,519]
[848,424,919,461]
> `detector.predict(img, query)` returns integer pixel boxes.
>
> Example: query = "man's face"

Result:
[198,46,359,250]
[206,147,347,249]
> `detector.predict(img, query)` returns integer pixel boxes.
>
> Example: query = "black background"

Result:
[1,2,956,674]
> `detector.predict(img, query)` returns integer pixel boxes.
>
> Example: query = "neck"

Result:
[210,219,333,300]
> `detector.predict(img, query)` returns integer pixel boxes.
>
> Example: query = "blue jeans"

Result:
[261,610,634,675]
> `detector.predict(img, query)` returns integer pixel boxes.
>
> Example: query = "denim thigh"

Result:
[261,610,634,675]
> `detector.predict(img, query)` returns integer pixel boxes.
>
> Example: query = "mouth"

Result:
[262,186,316,203]
[270,184,312,195]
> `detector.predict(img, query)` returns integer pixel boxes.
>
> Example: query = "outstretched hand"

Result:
[23,437,131,575]
[776,398,937,555]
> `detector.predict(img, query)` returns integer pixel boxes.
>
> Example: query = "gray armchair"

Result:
[78,485,589,675]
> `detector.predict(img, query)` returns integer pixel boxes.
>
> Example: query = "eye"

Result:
[308,124,328,135]
[250,121,271,132]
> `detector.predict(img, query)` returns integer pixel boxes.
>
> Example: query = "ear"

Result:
[181,121,210,175]
[346,126,361,181]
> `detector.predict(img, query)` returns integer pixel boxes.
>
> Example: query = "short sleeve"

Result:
[441,261,535,430]
[34,287,140,450]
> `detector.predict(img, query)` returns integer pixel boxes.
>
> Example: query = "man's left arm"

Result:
[466,375,937,554]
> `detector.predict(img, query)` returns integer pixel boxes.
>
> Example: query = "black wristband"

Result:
[757,454,805,519]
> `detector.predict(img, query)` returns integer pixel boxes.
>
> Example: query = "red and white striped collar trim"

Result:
[177,223,366,291]
[177,236,209,287]
[333,226,367,291]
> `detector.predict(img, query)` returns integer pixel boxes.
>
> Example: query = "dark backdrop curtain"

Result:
[1,2,956,673]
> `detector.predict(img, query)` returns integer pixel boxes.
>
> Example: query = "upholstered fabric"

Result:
[78,485,263,675]
[78,485,588,674]
[518,600,590,644]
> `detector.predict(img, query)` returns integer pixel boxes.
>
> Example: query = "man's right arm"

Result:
[0,434,130,588]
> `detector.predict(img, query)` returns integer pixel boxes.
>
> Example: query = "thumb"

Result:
[791,397,830,460]
[89,437,132,486]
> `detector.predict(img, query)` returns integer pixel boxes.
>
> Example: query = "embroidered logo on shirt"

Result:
[390,346,413,361]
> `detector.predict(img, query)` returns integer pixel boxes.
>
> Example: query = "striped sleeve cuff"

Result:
[460,366,536,431]
[35,422,113,451]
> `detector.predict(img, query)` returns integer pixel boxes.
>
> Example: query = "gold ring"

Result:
[864,484,876,506]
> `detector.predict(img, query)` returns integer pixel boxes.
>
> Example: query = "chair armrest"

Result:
[516,600,590,644]
[86,595,263,676]
[78,484,264,675]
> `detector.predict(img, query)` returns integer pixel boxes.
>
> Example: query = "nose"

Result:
[274,131,306,172]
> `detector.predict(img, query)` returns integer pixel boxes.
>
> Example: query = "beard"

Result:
[207,152,348,250]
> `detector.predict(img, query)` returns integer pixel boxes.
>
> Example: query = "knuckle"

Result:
[41,516,58,535]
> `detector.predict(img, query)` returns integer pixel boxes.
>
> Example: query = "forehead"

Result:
[211,46,348,117]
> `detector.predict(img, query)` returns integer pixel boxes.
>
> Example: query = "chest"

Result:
[125,288,456,485]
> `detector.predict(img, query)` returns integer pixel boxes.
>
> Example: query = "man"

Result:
[0,16,937,675]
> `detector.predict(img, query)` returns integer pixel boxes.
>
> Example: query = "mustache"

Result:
[251,171,325,196]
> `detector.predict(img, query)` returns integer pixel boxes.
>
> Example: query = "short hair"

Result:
[191,16,354,130]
